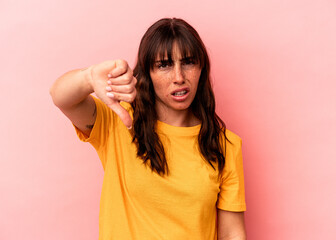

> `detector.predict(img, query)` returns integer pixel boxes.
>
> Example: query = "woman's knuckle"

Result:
[124,72,132,81]
[131,91,136,99]
[120,66,127,73]
[126,85,133,93]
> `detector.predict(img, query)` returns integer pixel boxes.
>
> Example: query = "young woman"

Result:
[50,18,246,240]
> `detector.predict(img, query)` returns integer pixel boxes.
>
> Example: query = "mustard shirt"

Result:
[75,97,246,240]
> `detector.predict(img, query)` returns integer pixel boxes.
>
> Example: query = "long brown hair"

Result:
[132,18,227,177]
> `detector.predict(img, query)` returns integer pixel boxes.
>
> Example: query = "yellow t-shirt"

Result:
[75,97,246,240]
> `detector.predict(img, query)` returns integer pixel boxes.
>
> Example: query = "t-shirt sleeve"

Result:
[73,96,113,152]
[217,131,246,212]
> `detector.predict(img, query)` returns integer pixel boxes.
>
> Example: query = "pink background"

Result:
[1,0,335,239]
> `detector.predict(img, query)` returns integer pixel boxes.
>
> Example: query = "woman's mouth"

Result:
[172,90,188,96]
[171,88,190,101]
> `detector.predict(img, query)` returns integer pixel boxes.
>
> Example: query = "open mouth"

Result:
[172,90,188,96]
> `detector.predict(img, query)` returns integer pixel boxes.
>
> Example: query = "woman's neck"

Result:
[156,106,201,127]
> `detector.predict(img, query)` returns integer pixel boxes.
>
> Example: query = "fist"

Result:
[90,59,137,129]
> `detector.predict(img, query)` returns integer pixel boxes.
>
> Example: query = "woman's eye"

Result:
[158,63,168,68]
[157,61,171,69]
[182,58,196,65]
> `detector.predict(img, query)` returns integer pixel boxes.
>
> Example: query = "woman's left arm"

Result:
[217,209,246,240]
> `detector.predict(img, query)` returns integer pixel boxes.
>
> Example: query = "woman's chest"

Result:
[111,134,221,211]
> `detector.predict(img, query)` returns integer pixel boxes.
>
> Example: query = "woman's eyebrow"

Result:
[155,56,195,63]
[181,56,195,60]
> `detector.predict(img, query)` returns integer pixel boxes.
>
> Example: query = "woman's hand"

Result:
[90,60,137,129]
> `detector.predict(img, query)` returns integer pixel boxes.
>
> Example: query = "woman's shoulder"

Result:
[225,129,242,144]
[222,129,242,153]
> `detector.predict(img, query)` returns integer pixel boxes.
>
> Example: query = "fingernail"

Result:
[107,80,112,84]
[127,126,132,130]
[106,92,114,98]
[107,73,112,78]
[106,86,112,91]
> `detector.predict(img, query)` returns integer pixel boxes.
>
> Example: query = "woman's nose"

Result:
[173,64,185,84]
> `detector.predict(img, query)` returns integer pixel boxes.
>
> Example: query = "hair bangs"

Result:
[175,34,204,67]
[148,27,205,69]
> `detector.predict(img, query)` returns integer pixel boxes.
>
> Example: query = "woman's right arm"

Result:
[50,60,137,136]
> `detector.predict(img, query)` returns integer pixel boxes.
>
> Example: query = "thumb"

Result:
[106,102,133,129]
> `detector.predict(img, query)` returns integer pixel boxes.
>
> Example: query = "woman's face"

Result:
[150,43,202,118]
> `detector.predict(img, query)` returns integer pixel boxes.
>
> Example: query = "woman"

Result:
[50,18,246,240]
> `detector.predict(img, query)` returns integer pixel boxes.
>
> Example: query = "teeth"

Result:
[173,90,187,96]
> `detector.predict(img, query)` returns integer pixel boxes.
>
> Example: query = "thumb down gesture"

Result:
[90,60,137,129]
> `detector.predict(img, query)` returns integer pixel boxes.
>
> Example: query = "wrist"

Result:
[81,66,94,93]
